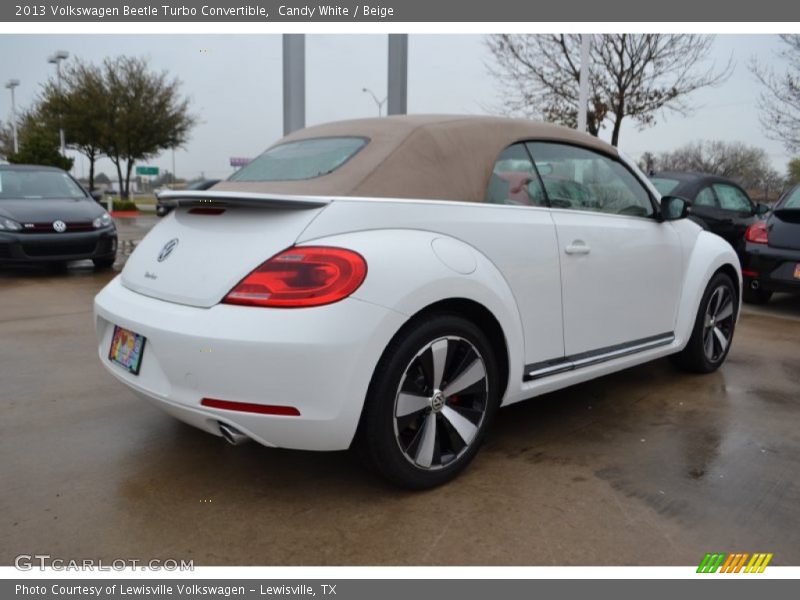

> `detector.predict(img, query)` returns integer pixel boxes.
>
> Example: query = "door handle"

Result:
[565,242,590,255]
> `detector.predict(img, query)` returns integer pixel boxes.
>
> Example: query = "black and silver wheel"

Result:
[671,272,737,373]
[701,284,735,363]
[356,313,499,489]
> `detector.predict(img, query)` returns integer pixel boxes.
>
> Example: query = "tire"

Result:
[92,256,116,269]
[356,313,500,489]
[671,272,738,374]
[743,285,772,305]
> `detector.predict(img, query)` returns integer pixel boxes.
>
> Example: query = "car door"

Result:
[527,142,683,357]
[687,184,726,230]
[711,182,757,250]
[483,143,566,367]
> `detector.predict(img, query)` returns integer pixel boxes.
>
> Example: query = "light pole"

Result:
[362,87,386,117]
[47,50,69,156]
[4,79,19,153]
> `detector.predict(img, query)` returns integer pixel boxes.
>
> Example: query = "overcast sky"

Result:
[0,34,792,181]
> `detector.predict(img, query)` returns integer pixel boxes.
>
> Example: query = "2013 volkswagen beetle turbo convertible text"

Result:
[94,116,741,488]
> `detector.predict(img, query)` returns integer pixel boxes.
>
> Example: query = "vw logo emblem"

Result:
[52,220,67,233]
[157,238,179,262]
[431,391,446,413]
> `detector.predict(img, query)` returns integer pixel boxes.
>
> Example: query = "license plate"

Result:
[795,264,800,280]
[108,326,146,375]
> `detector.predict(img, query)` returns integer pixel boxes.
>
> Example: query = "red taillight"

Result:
[201,398,301,416]
[745,221,769,244]
[222,246,367,308]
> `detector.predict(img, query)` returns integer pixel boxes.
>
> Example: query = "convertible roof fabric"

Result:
[214,115,618,202]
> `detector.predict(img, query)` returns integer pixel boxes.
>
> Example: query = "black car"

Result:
[650,171,769,260]
[0,164,117,268]
[155,178,221,216]
[741,184,800,304]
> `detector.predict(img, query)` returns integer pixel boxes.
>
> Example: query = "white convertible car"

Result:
[95,116,740,488]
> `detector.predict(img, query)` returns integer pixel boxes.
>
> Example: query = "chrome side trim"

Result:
[524,333,675,382]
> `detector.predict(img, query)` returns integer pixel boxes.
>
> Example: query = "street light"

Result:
[47,50,69,156]
[362,87,386,117]
[4,79,20,153]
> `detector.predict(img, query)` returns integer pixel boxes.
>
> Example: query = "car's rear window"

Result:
[782,186,800,209]
[230,137,367,182]
[0,170,86,199]
[649,177,681,196]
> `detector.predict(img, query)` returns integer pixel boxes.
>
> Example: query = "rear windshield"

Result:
[230,137,367,182]
[781,186,800,209]
[0,170,86,199]
[649,177,680,196]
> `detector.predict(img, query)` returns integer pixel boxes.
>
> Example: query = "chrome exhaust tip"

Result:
[751,279,760,290]
[218,422,250,446]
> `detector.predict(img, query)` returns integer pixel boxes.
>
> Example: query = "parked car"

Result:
[156,179,221,216]
[741,184,800,304]
[0,164,117,268]
[94,116,740,488]
[649,171,770,261]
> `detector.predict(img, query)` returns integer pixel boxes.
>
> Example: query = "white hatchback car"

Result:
[95,115,740,488]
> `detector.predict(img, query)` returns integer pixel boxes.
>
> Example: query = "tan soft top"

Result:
[214,115,618,202]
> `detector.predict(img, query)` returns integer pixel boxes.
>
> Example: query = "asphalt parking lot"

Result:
[2,215,799,566]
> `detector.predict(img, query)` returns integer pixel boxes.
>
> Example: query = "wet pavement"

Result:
[1,215,799,566]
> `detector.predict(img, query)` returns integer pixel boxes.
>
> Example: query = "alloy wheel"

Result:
[393,336,489,470]
[702,285,735,362]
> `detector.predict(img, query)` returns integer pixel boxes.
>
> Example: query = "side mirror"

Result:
[661,195,692,221]
[89,190,104,203]
[754,202,770,216]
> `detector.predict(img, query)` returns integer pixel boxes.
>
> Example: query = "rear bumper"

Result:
[94,276,407,451]
[0,228,117,263]
[742,243,800,294]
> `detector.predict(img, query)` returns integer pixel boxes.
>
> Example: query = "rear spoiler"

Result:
[157,190,332,210]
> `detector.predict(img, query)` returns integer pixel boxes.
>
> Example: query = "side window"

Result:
[485,143,546,207]
[713,184,752,212]
[694,187,717,208]
[526,142,653,218]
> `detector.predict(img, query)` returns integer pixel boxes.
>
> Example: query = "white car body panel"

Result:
[549,208,683,355]
[95,276,406,450]
[95,191,740,452]
[122,207,326,307]
[297,198,565,366]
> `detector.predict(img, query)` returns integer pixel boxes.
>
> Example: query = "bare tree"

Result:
[751,34,800,153]
[653,140,779,191]
[639,151,657,174]
[486,34,731,146]
[760,168,786,202]
[789,157,800,184]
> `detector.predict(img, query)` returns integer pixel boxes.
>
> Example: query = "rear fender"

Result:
[299,229,526,404]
